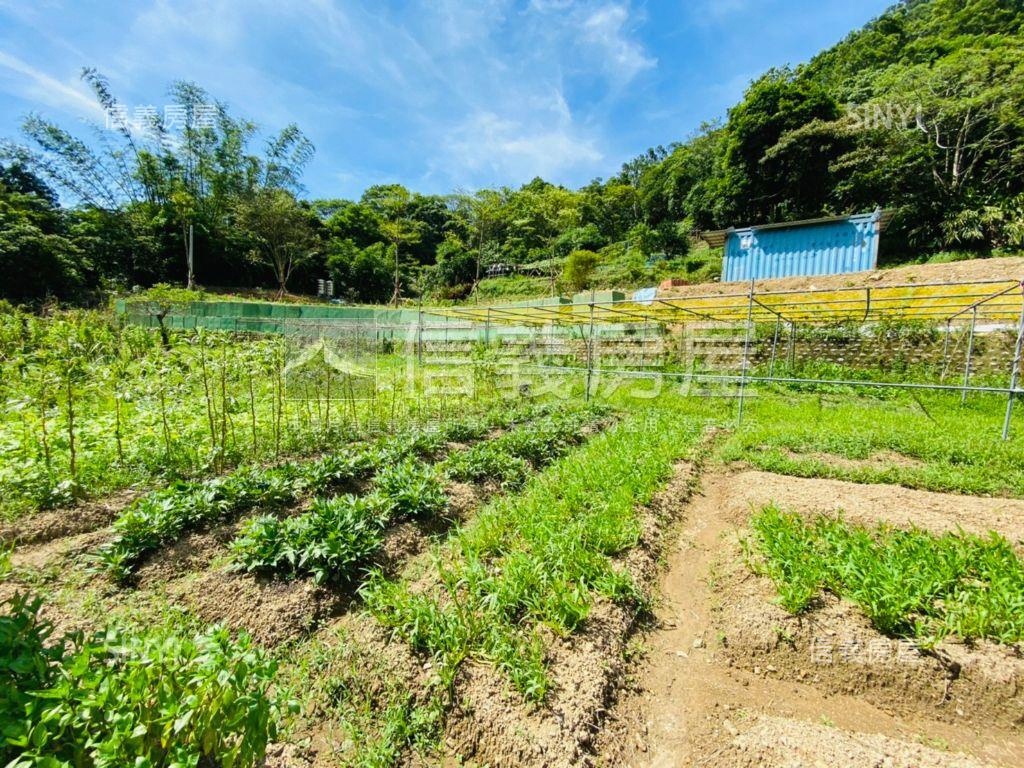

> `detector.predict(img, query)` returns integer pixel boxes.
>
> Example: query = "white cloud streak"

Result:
[581,4,657,84]
[0,50,102,118]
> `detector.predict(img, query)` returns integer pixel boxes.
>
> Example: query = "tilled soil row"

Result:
[0,427,518,646]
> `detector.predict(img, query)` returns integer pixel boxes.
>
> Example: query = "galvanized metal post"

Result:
[640,318,648,369]
[416,307,424,365]
[736,284,755,426]
[768,315,782,379]
[1001,287,1024,440]
[940,320,952,382]
[961,307,977,405]
[585,300,596,402]
[787,320,797,371]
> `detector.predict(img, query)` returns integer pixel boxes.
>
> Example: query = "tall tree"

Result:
[234,188,318,297]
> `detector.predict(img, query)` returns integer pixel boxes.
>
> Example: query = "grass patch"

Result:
[278,626,443,768]
[717,390,1024,497]
[748,506,1024,644]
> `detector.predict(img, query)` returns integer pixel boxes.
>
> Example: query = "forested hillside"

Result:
[1,0,1021,305]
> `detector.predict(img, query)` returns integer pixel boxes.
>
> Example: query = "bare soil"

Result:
[718,564,1024,730]
[659,255,1024,299]
[595,472,1024,768]
[0,488,141,547]
[715,716,995,768]
[713,469,1024,543]
[171,569,338,647]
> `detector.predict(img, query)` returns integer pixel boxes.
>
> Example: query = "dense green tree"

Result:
[0,164,85,301]
[2,69,314,292]
[434,235,476,288]
[560,249,599,293]
[234,188,318,296]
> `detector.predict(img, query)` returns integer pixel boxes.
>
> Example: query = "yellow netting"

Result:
[434,280,1024,327]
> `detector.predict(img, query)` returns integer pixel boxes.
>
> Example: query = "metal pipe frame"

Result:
[521,363,1024,396]
[434,278,1023,329]
[1002,289,1024,440]
[961,307,978,405]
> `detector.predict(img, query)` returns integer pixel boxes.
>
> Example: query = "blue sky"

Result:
[0,0,893,200]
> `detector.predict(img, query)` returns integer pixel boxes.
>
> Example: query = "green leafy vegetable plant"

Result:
[0,593,283,768]
[749,506,1024,643]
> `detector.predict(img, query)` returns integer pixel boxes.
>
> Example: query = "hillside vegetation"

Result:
[1,0,1021,305]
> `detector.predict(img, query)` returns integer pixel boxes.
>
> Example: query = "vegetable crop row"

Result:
[229,405,611,584]
[97,402,552,580]
[364,407,702,702]
[749,507,1024,644]
[442,405,610,489]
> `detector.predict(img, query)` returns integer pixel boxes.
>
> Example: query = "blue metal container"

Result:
[718,210,884,283]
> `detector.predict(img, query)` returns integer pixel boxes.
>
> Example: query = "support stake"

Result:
[961,307,977,405]
[737,283,755,426]
[1002,284,1024,440]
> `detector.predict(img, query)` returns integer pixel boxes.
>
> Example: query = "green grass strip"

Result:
[364,407,705,702]
[749,506,1024,644]
[716,392,1024,497]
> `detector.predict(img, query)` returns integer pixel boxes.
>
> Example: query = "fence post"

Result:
[585,300,596,402]
[787,320,797,370]
[768,315,782,379]
[417,307,424,366]
[737,283,755,426]
[961,307,977,405]
[1001,285,1024,440]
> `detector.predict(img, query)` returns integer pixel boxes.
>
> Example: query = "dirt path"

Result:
[717,470,1024,543]
[597,472,1024,768]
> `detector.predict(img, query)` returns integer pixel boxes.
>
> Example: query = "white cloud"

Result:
[0,51,102,118]
[421,0,512,49]
[0,0,652,193]
[439,96,603,188]
[581,4,657,84]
